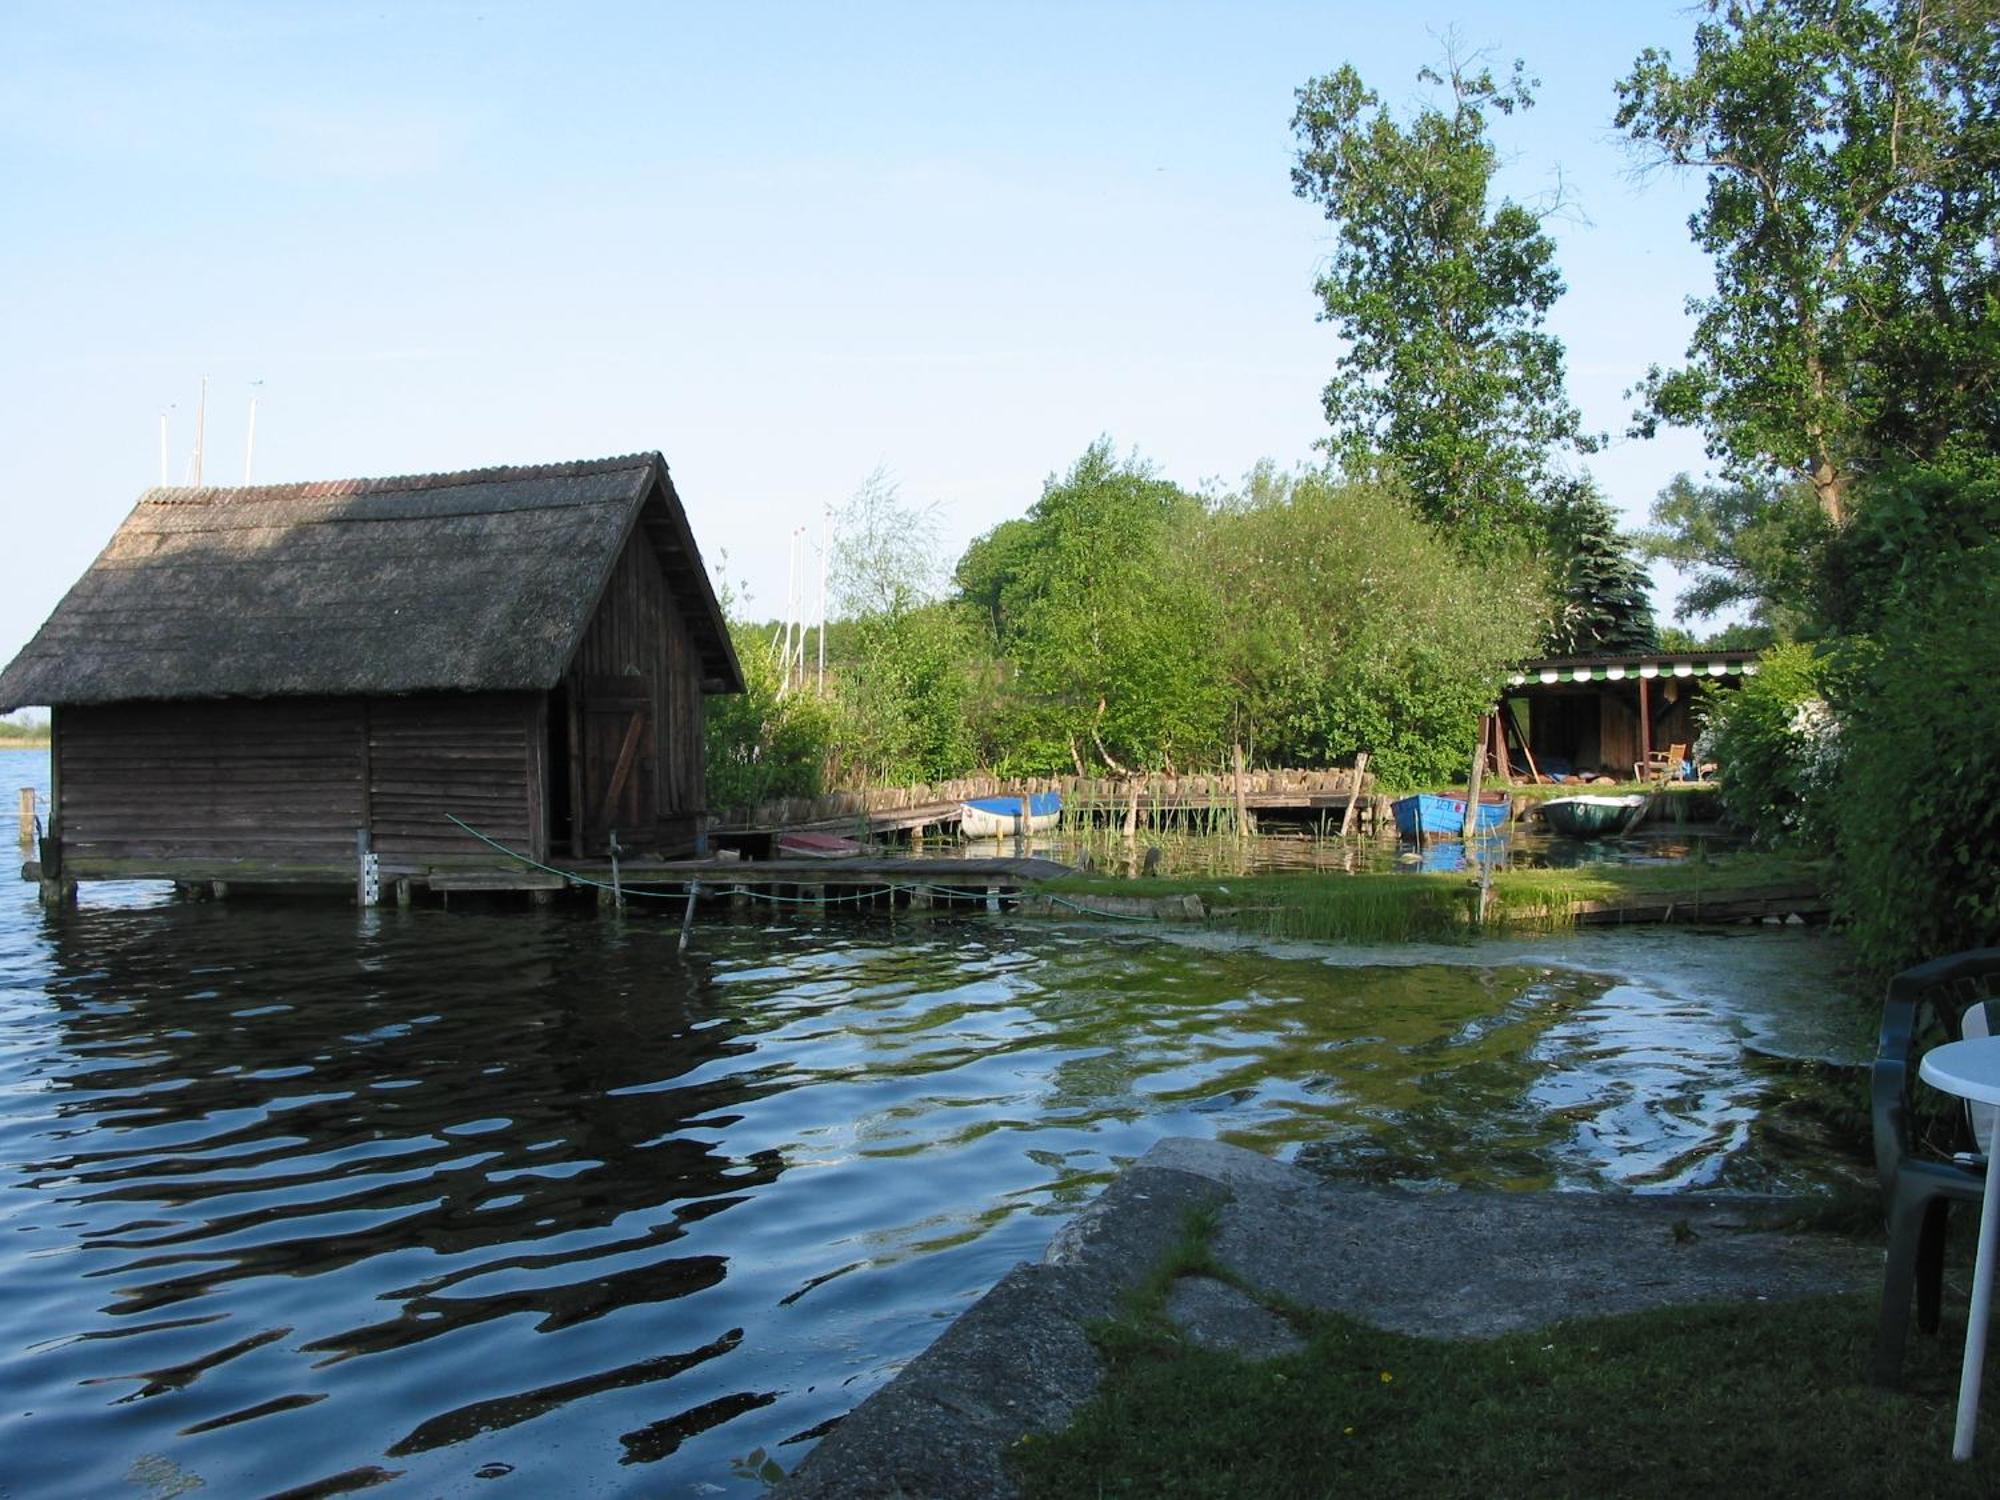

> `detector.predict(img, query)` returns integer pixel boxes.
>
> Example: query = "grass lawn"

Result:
[1015,1280,1998,1498]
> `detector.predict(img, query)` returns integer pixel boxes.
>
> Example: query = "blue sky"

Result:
[0,1,1721,667]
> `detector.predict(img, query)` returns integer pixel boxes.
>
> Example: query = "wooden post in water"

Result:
[678,882,699,952]
[1232,743,1249,840]
[1338,752,1370,837]
[17,787,34,849]
[1461,717,1489,841]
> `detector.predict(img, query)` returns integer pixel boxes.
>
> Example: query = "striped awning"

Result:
[1505,659,1759,688]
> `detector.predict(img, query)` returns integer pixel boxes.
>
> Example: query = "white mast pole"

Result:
[186,376,207,488]
[789,525,806,688]
[243,381,262,483]
[191,375,207,485]
[777,527,799,693]
[818,505,830,690]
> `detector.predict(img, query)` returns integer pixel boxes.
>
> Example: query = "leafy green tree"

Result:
[1541,485,1659,656]
[998,441,1225,775]
[834,601,980,785]
[953,517,1040,647]
[1200,464,1541,787]
[1817,456,2000,635]
[1638,473,1832,637]
[832,467,942,618]
[824,470,984,784]
[1658,621,1777,652]
[1834,542,2000,974]
[1291,50,1598,554]
[1617,0,2000,524]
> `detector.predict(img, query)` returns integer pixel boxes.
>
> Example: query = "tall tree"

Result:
[1637,473,1832,636]
[1616,0,2000,525]
[1543,484,1661,656]
[1201,464,1541,786]
[827,470,982,784]
[1291,50,1598,554]
[999,440,1224,775]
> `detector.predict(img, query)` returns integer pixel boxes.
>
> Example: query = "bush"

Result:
[704,629,837,813]
[1705,642,1838,848]
[1833,550,2000,976]
[833,602,982,785]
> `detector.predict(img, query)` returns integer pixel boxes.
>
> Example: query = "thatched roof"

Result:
[0,453,743,708]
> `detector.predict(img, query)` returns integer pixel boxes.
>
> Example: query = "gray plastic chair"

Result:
[1872,948,2000,1385]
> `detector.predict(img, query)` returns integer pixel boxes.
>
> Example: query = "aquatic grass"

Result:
[1035,855,1827,944]
[1015,1291,2000,1497]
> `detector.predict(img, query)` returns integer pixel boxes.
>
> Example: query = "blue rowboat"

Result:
[1391,791,1510,839]
[959,790,1062,838]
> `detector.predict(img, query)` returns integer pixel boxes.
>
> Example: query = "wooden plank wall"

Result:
[568,532,708,849]
[58,698,367,878]
[367,693,543,876]
[54,693,544,882]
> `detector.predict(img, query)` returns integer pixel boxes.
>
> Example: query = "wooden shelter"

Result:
[1496,650,1760,780]
[0,453,741,897]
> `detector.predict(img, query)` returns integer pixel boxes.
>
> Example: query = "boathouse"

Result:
[1497,650,1759,780]
[0,453,741,896]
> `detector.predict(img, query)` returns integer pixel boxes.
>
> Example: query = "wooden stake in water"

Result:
[609,831,624,911]
[1339,753,1370,838]
[1232,743,1249,840]
[1461,716,1489,841]
[17,787,34,850]
[678,882,699,952]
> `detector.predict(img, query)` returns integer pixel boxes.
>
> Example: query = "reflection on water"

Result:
[0,750,1859,1496]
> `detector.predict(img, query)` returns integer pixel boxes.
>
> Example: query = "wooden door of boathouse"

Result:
[578,674,656,854]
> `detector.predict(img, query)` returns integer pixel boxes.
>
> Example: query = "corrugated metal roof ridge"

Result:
[137,452,661,507]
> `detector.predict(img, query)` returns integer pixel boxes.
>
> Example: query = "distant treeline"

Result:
[707,445,1664,806]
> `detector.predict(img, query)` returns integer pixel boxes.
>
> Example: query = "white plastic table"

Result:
[1919,1037,2000,1459]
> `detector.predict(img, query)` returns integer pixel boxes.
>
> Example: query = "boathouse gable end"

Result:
[0,453,741,890]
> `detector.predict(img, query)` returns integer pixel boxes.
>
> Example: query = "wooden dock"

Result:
[710,768,1384,844]
[432,853,1075,912]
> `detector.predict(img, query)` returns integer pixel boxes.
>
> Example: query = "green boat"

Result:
[1539,793,1649,838]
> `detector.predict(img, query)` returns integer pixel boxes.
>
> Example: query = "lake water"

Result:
[0,749,1868,1496]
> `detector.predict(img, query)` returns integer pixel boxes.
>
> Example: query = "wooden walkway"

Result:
[428,853,1076,912]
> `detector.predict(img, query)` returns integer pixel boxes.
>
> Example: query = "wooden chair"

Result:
[1635,742,1688,783]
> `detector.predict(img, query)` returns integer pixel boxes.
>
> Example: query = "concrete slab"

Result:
[1165,1275,1306,1359]
[774,1137,1880,1499]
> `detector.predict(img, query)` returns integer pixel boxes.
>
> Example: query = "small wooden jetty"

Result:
[712,767,1385,847]
[571,854,1072,910]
